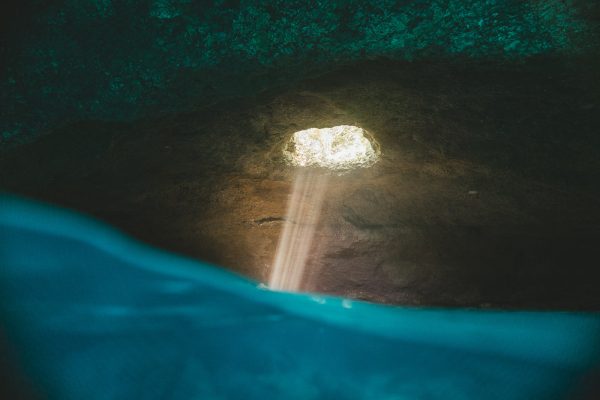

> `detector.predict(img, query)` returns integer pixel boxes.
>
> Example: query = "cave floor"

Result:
[2,58,600,309]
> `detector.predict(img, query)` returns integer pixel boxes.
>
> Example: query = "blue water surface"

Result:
[1,195,599,399]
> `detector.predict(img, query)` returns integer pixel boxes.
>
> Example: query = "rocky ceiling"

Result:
[1,0,599,145]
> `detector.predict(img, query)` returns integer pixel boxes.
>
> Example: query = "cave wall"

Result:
[1,0,598,146]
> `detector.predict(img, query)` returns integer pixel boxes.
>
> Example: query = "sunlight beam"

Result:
[269,170,328,291]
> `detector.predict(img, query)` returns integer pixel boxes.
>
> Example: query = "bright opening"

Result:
[284,125,379,170]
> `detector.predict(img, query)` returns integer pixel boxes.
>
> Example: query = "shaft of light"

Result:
[269,170,328,292]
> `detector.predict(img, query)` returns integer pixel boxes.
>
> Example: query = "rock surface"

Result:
[2,58,600,309]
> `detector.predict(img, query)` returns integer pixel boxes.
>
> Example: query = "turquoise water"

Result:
[1,195,599,399]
